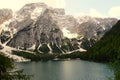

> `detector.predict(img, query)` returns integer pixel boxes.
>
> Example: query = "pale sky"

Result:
[0,0,120,18]
[65,0,120,18]
[0,0,65,11]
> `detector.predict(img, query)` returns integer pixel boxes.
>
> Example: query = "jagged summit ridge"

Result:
[16,3,48,20]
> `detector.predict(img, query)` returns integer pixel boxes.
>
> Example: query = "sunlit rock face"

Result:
[7,3,63,54]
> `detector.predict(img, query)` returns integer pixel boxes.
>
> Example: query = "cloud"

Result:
[0,0,65,12]
[74,7,120,19]
[73,9,106,18]
[40,0,65,8]
[90,8,105,18]
[108,6,120,18]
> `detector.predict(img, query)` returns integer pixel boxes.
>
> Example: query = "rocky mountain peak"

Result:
[15,3,65,21]
[8,3,65,35]
[15,3,47,21]
[7,5,64,53]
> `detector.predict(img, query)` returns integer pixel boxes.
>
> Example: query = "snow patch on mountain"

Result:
[27,44,36,51]
[0,44,29,62]
[47,43,52,54]
[62,27,78,38]
[31,7,43,20]
[0,19,12,34]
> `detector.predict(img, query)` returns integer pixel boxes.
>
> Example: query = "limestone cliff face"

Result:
[7,7,63,54]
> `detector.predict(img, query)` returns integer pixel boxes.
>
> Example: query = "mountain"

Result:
[0,3,118,61]
[77,16,117,49]
[86,20,120,62]
[77,16,117,40]
[8,8,64,54]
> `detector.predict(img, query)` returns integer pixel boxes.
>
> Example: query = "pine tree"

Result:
[0,53,31,80]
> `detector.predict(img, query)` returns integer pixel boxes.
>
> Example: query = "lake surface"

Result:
[16,60,114,80]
